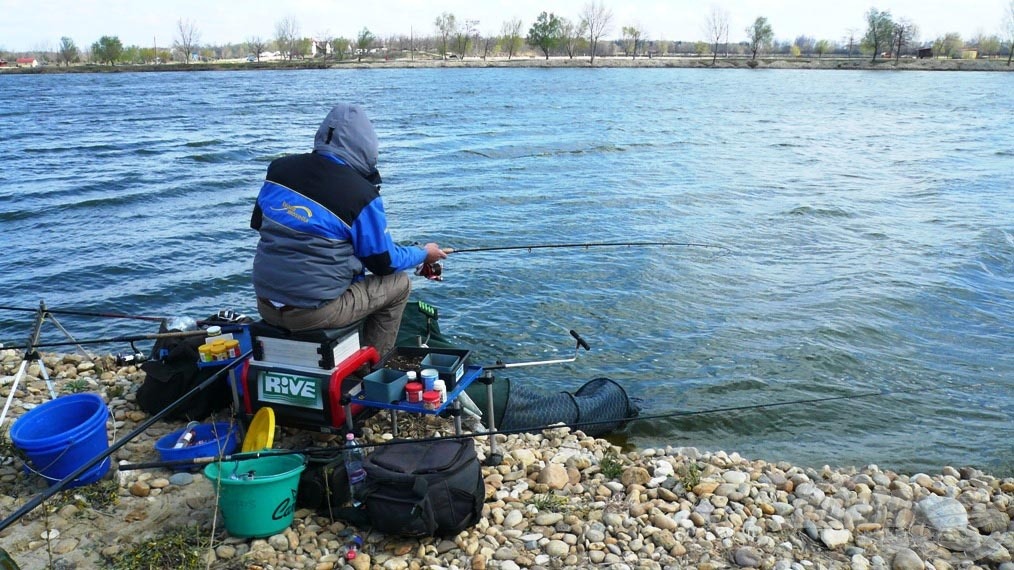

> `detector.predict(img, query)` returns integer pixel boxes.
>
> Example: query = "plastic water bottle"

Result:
[344,535,363,561]
[344,433,367,507]
[172,421,200,449]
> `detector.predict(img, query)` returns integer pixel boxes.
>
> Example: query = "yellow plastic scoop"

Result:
[242,407,275,452]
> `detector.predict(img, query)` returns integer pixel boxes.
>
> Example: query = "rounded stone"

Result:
[545,540,569,557]
[891,547,923,570]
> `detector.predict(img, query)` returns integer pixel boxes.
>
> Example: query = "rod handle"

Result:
[570,330,590,351]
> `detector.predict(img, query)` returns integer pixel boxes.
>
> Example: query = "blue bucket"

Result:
[9,393,111,488]
[154,422,239,471]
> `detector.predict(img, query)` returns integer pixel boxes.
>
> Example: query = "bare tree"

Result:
[704,5,729,65]
[275,16,300,61]
[581,1,613,63]
[844,28,858,58]
[174,18,200,64]
[560,18,587,59]
[247,36,267,61]
[481,30,495,60]
[435,12,456,59]
[454,19,478,58]
[500,18,523,60]
[316,31,334,61]
[893,18,917,62]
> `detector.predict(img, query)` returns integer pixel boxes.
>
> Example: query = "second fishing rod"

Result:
[412,240,730,280]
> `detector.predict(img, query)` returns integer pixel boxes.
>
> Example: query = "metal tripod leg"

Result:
[0,360,28,431]
[0,301,49,429]
[480,370,502,466]
[37,359,56,400]
[45,314,94,361]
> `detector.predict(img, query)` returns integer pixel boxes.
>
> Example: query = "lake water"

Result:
[1,68,1011,475]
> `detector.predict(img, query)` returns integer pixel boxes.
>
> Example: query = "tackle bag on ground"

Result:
[136,322,233,421]
[297,455,351,512]
[360,438,484,537]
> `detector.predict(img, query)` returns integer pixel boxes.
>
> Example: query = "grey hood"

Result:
[312,103,379,177]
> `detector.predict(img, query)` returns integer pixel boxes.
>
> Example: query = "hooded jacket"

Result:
[251,103,426,308]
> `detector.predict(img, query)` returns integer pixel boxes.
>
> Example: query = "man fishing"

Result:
[250,103,446,357]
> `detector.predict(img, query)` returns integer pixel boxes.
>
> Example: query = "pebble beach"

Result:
[1,350,1012,570]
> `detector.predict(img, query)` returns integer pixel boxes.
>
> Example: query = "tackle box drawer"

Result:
[250,321,362,370]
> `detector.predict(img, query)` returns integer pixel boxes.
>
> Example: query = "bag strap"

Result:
[408,477,430,517]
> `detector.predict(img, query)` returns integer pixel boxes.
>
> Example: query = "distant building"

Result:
[917,48,933,59]
[16,57,38,68]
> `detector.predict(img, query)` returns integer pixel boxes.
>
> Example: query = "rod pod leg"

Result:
[480,370,502,466]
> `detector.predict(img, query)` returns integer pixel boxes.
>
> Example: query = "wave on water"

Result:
[786,205,854,218]
[459,143,625,160]
[185,150,258,163]
[183,139,225,148]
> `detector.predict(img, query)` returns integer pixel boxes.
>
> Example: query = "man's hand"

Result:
[423,242,448,264]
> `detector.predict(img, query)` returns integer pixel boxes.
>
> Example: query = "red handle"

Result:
[328,346,379,428]
[331,346,380,383]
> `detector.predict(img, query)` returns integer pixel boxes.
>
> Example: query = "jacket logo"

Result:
[271,202,313,223]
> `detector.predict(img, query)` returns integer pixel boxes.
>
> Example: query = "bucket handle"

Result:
[20,441,75,482]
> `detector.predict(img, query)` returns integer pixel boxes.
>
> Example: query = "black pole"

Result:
[443,241,729,254]
[0,350,252,533]
[118,446,341,471]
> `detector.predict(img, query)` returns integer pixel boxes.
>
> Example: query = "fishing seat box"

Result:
[250,320,363,370]
[237,321,377,434]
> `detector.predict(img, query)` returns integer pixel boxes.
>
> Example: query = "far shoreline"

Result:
[3,54,1012,74]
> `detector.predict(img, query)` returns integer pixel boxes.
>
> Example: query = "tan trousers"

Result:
[256,272,411,359]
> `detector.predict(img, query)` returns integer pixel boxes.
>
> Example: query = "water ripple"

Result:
[1,68,1011,475]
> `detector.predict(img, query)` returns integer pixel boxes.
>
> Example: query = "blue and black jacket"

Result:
[251,151,426,308]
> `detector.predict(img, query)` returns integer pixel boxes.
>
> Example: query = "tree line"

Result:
[6,1,1014,67]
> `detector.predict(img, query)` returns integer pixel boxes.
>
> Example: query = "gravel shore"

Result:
[1,350,1012,570]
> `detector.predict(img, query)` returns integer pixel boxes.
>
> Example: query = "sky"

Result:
[1,0,1009,52]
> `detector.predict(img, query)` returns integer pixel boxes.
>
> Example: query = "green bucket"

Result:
[204,454,306,538]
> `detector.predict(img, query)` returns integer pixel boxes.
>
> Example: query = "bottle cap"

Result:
[206,325,222,336]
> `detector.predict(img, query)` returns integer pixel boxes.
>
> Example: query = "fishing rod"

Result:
[0,304,167,322]
[441,241,730,255]
[0,325,249,351]
[0,350,253,534]
[118,383,948,472]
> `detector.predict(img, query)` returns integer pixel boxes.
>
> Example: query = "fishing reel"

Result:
[115,352,148,366]
[414,261,443,281]
[115,341,148,366]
